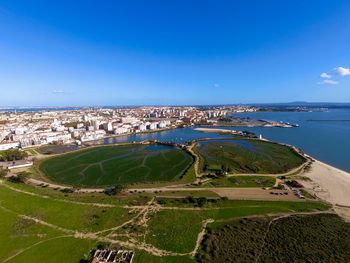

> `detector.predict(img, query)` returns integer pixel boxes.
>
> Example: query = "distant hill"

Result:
[251,102,350,109]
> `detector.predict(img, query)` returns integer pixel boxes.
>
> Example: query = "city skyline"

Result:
[1,0,350,106]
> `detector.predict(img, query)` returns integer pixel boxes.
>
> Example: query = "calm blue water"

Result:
[99,128,232,145]
[92,108,350,172]
[228,109,350,172]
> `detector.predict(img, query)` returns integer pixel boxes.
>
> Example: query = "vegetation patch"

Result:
[145,200,329,253]
[0,181,331,263]
[196,139,305,174]
[200,175,276,188]
[197,214,350,262]
[0,149,28,161]
[39,143,193,186]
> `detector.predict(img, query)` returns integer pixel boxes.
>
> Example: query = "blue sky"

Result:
[0,0,350,106]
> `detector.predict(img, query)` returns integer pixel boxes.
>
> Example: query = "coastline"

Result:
[13,126,350,221]
[193,127,350,218]
[302,156,350,220]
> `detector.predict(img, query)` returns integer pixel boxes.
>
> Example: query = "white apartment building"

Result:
[121,117,138,124]
[114,127,129,135]
[149,122,158,130]
[138,123,147,132]
[103,122,113,132]
[91,119,100,130]
[159,120,171,128]
[0,141,20,151]
[80,130,106,142]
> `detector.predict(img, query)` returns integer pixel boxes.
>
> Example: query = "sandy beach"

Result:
[303,159,350,220]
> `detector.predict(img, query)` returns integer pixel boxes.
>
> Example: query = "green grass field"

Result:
[145,200,329,254]
[39,143,193,186]
[196,139,305,174]
[0,181,331,263]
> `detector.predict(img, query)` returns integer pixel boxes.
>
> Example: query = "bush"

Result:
[60,188,75,193]
[0,149,28,161]
[7,172,30,183]
[0,167,8,178]
[104,184,126,196]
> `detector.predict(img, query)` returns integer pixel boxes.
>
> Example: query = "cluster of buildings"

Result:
[91,249,134,263]
[0,105,259,150]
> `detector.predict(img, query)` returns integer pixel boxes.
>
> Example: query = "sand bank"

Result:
[303,159,350,207]
[303,159,350,220]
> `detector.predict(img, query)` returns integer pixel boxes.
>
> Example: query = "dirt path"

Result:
[191,219,214,257]
[95,198,156,235]
[187,144,201,178]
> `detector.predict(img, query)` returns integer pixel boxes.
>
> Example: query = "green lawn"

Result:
[39,143,193,187]
[196,139,305,174]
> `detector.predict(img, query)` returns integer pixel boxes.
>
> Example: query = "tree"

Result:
[197,197,207,207]
[8,172,30,183]
[0,149,28,161]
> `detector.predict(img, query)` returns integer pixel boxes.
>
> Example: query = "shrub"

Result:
[60,188,75,193]
[0,167,8,178]
[0,149,28,161]
[7,171,30,183]
[104,184,126,196]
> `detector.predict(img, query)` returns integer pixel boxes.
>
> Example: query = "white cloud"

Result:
[335,66,350,77]
[52,89,73,94]
[53,90,65,93]
[320,72,331,79]
[319,79,339,85]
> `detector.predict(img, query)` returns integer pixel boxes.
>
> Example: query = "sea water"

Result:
[98,108,350,172]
